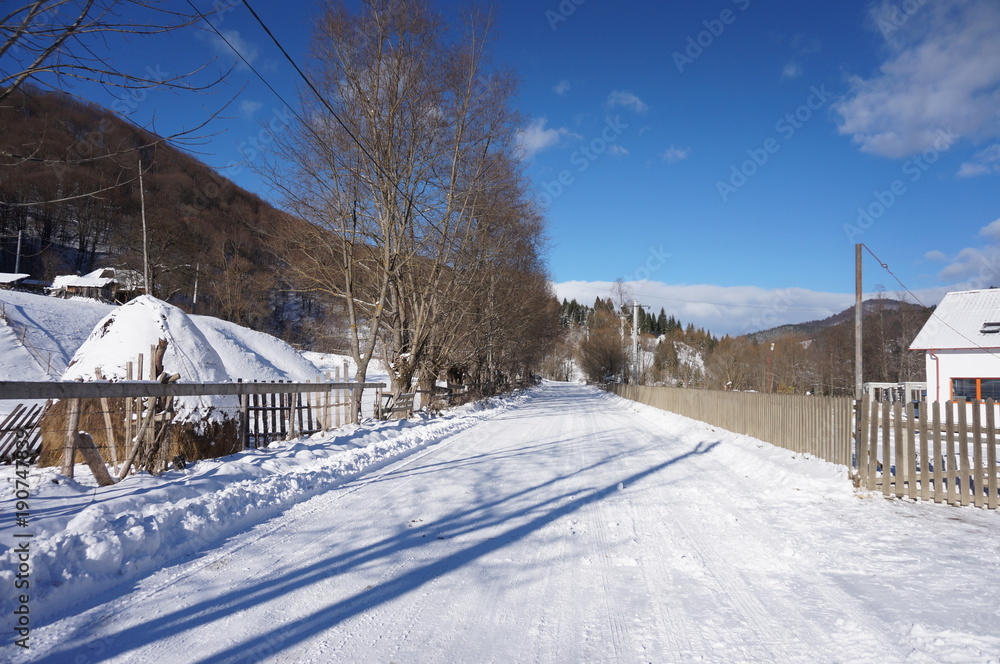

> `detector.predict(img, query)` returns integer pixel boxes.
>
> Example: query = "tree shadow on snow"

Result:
[40,438,719,664]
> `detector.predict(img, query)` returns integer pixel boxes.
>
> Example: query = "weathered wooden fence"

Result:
[856,397,999,509]
[0,379,385,474]
[609,384,854,467]
[244,378,358,448]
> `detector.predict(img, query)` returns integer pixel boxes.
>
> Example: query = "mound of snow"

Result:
[193,315,320,382]
[63,296,238,422]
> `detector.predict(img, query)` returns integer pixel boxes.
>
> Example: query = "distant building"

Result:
[49,268,144,303]
[0,272,29,290]
[909,288,1000,403]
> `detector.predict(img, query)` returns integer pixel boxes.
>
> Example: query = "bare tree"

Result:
[268,0,550,414]
[1,0,224,103]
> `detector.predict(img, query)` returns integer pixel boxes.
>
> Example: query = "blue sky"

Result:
[69,0,1000,335]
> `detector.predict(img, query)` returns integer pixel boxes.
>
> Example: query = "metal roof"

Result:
[910,289,1000,350]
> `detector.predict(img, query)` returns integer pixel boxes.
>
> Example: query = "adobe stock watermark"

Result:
[716,84,831,202]
[621,245,672,282]
[672,0,752,74]
[225,106,295,178]
[843,128,958,242]
[538,116,628,207]
[545,0,590,31]
[876,0,930,39]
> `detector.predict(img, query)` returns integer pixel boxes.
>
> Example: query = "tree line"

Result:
[547,294,932,396]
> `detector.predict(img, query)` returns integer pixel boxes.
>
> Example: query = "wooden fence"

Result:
[244,378,356,448]
[609,384,854,467]
[0,379,385,472]
[856,397,999,509]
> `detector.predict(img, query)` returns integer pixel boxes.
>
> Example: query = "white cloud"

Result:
[553,80,571,97]
[239,99,263,119]
[836,0,1000,158]
[661,146,690,162]
[608,144,629,157]
[516,118,575,159]
[979,218,1000,241]
[208,29,260,68]
[932,219,1000,286]
[606,90,649,114]
[958,162,993,178]
[553,280,855,336]
[924,250,948,262]
[553,279,958,337]
[781,62,803,80]
[957,143,1000,177]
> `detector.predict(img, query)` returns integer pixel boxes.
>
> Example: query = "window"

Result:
[951,378,1000,402]
[981,322,1000,334]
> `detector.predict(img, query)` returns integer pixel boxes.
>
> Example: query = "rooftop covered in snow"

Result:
[909,288,1000,351]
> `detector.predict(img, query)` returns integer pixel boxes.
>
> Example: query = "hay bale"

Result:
[38,397,242,471]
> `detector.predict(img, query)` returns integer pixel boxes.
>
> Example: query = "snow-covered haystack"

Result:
[39,297,244,468]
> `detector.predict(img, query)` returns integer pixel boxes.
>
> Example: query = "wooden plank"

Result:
[958,402,970,507]
[62,398,81,478]
[867,396,879,491]
[0,380,387,400]
[857,396,868,486]
[972,402,985,508]
[906,402,917,500]
[932,401,943,503]
[238,382,249,451]
[919,401,929,502]
[946,402,956,505]
[252,387,261,449]
[893,401,904,498]
[987,400,998,510]
[75,432,114,486]
[882,400,892,497]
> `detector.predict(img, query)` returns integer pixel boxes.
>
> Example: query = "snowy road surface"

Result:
[13,382,1000,663]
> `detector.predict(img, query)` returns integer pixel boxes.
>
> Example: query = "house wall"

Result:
[925,348,1000,402]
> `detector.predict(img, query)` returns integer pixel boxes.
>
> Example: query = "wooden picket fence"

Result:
[856,397,1000,509]
[244,378,355,448]
[610,384,854,467]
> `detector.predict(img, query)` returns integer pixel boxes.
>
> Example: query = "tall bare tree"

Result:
[269,0,551,414]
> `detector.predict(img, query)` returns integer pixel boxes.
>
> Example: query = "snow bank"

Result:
[0,390,530,624]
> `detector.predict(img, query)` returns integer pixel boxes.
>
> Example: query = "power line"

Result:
[862,243,1000,362]
[187,0,457,248]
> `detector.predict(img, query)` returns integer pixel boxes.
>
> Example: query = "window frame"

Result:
[950,377,1000,402]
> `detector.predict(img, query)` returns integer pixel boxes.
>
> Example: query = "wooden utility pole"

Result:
[139,159,150,296]
[632,300,640,385]
[14,229,22,274]
[855,244,863,401]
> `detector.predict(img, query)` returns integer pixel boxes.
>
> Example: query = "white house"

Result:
[909,288,1000,403]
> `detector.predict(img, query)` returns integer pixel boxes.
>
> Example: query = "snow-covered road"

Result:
[14,382,1000,663]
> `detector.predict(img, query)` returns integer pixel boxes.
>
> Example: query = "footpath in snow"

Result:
[3,382,1000,663]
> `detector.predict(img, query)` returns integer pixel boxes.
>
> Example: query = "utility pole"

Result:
[139,159,150,297]
[855,244,863,401]
[14,229,22,274]
[192,263,199,314]
[632,300,640,385]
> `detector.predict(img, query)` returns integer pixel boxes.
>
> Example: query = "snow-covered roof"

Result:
[910,289,1000,351]
[0,273,29,284]
[51,271,115,289]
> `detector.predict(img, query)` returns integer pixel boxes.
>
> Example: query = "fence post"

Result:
[61,398,81,478]
[237,379,248,450]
